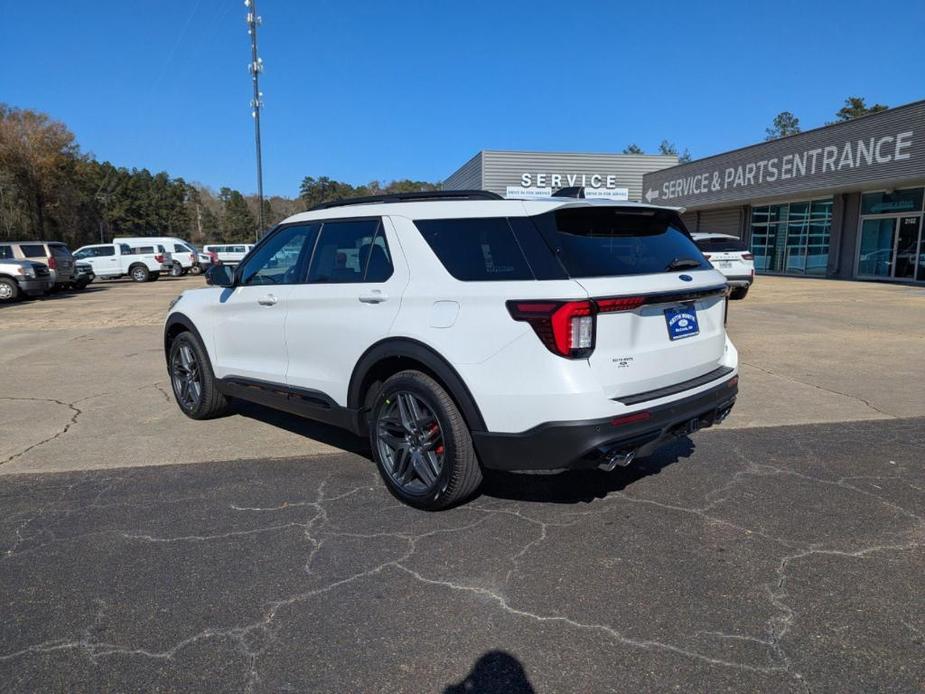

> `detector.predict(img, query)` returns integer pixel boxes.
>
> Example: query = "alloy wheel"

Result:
[171,342,202,410]
[0,283,12,300]
[376,391,445,494]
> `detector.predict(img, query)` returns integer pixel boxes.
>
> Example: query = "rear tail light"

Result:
[47,255,57,270]
[155,254,164,263]
[507,300,594,358]
[507,295,645,359]
[596,296,645,313]
[742,252,754,261]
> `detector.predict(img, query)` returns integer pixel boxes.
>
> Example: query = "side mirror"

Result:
[205,264,236,287]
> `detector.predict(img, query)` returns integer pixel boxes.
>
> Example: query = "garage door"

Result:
[697,207,743,237]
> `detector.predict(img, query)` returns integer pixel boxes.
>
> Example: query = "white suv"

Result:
[691,232,755,299]
[164,191,739,510]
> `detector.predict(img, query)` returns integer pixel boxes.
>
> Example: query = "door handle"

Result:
[257,294,278,306]
[359,290,387,304]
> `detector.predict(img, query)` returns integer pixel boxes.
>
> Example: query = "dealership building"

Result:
[444,99,924,284]
[443,150,678,202]
[644,100,924,283]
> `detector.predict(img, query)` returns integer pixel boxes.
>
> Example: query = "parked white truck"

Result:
[72,243,172,282]
[114,237,201,277]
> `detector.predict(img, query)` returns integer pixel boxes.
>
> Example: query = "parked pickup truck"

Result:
[72,243,172,282]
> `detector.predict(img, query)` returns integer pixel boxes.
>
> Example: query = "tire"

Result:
[370,370,482,510]
[148,272,160,282]
[130,264,150,282]
[0,277,20,303]
[729,286,749,300]
[74,280,89,290]
[169,262,185,277]
[189,264,203,276]
[168,331,230,419]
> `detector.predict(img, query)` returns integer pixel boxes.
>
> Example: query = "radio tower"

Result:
[245,0,265,241]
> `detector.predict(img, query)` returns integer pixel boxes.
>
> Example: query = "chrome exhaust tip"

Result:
[598,448,637,472]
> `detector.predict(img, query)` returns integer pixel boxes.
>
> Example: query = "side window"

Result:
[240,224,320,286]
[99,246,116,257]
[306,219,388,284]
[362,223,394,282]
[118,244,131,255]
[21,244,47,258]
[0,246,12,259]
[413,217,534,281]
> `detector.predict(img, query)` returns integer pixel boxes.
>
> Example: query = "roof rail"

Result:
[308,190,503,211]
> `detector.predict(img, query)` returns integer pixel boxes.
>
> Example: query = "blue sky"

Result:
[3,0,923,197]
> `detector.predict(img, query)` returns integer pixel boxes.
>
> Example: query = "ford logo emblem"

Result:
[679,274,693,282]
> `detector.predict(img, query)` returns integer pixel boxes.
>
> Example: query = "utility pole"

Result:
[245,0,265,242]
[96,193,111,243]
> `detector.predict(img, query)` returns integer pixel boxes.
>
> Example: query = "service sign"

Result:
[584,188,629,201]
[642,101,925,208]
[505,186,553,198]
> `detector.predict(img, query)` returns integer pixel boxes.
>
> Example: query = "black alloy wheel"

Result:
[171,339,203,412]
[370,370,482,510]
[376,390,447,494]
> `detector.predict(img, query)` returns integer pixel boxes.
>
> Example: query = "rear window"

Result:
[50,244,72,258]
[414,218,534,281]
[535,207,708,278]
[694,236,748,253]
[20,244,47,258]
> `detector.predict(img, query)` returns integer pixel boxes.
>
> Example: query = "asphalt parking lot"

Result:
[1,276,923,692]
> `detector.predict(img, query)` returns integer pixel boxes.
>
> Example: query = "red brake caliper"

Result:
[429,424,444,455]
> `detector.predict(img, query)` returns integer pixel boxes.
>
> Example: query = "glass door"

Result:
[858,215,924,281]
[858,218,896,278]
[894,216,921,280]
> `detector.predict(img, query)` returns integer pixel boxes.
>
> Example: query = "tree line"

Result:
[0,103,440,249]
[622,97,890,159]
[764,96,888,141]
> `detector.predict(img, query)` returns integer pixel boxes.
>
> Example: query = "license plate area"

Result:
[664,305,699,340]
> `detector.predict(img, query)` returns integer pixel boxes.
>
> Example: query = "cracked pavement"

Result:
[1,276,923,691]
[0,419,922,692]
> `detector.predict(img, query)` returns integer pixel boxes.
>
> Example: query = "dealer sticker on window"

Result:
[664,306,699,340]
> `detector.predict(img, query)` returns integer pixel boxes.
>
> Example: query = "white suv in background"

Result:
[691,232,755,299]
[165,192,739,510]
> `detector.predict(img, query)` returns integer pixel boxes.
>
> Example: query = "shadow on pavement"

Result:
[481,436,695,504]
[232,399,372,458]
[232,399,695,505]
[444,650,535,694]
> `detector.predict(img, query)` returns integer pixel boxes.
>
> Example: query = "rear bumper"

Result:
[471,376,738,471]
[724,275,753,288]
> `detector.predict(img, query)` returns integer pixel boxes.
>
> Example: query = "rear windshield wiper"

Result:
[664,257,702,271]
